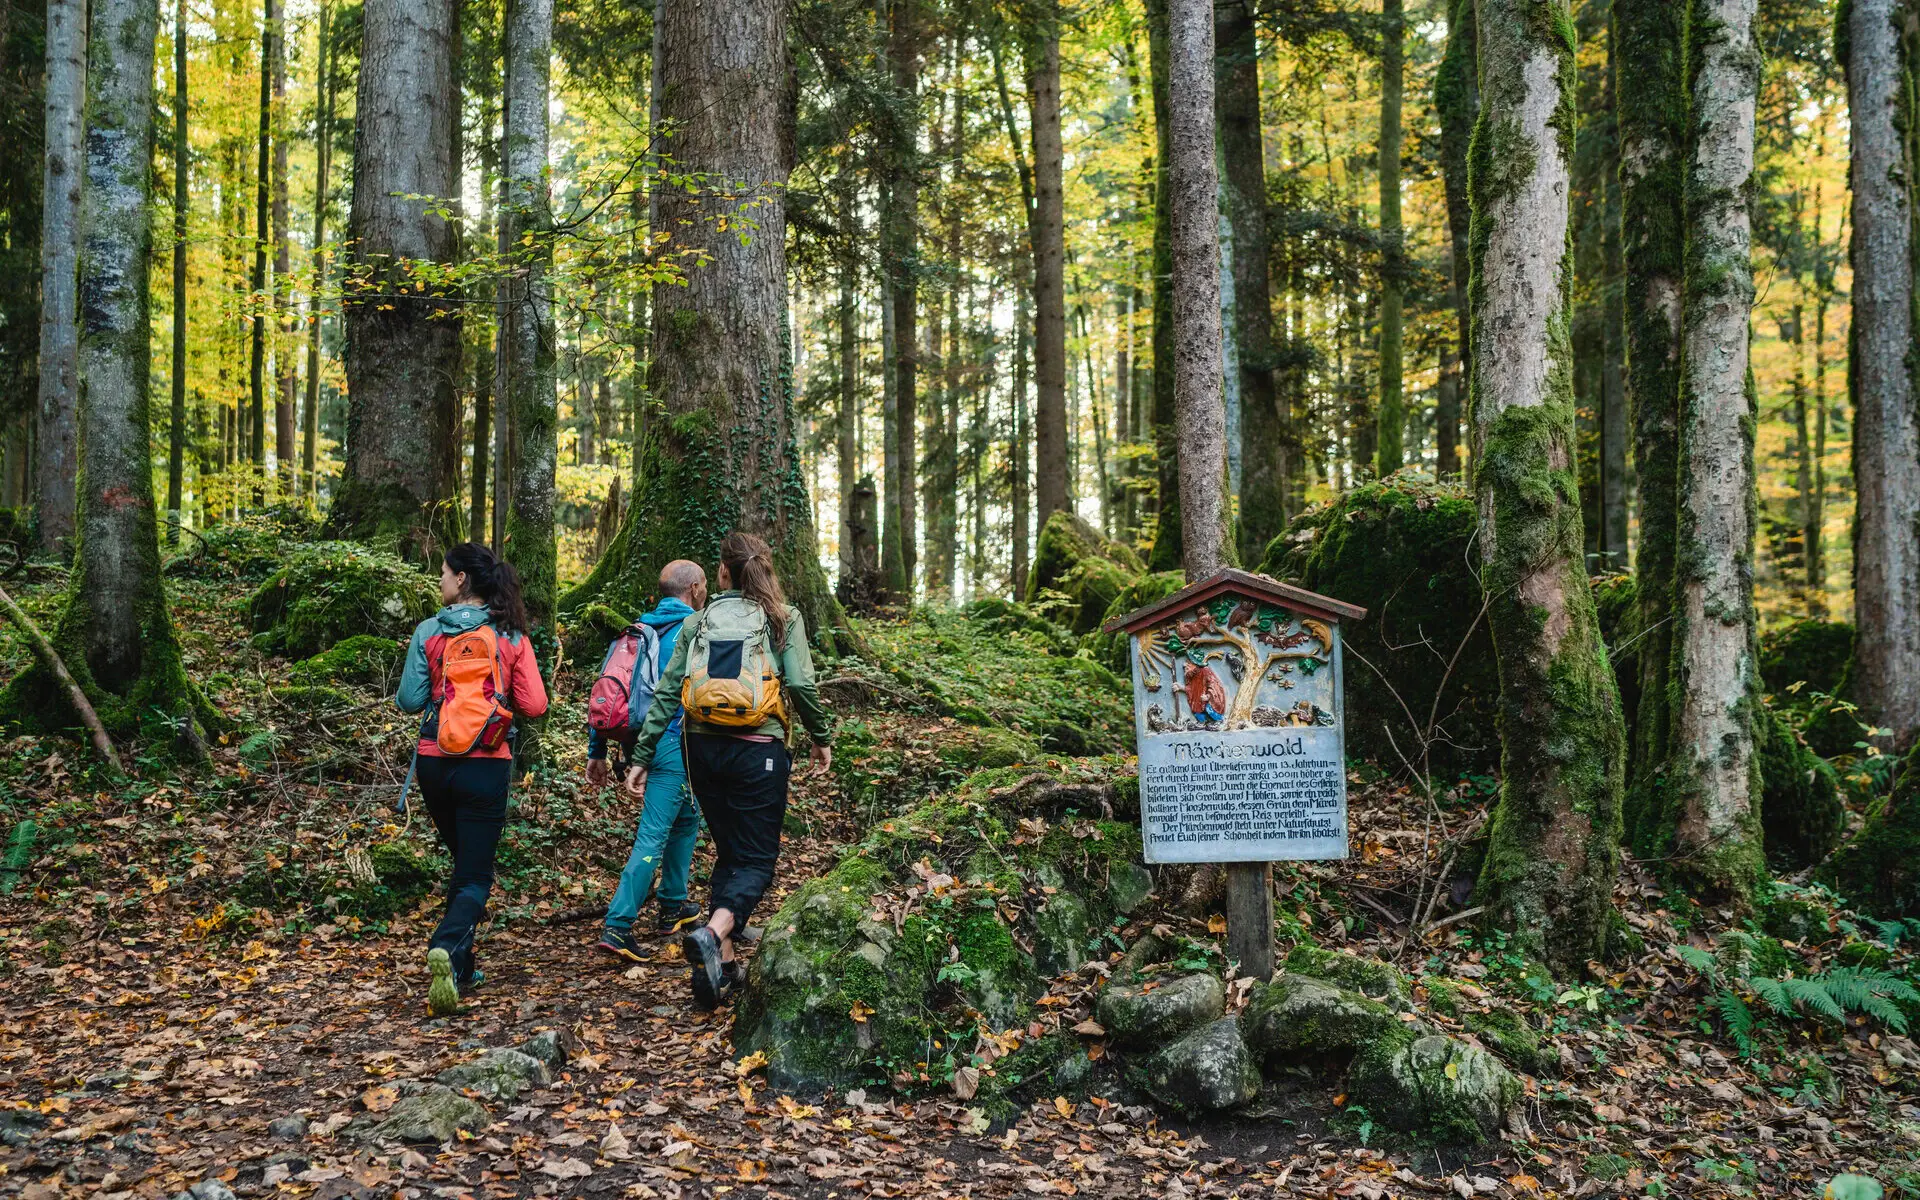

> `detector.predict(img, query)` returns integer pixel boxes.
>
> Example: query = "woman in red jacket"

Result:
[396,542,549,1015]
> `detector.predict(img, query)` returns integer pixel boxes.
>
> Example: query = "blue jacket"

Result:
[587,595,693,764]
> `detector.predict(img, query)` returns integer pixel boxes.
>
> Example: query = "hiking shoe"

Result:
[460,968,486,993]
[685,927,725,1010]
[427,948,459,1016]
[655,900,702,934]
[598,927,645,963]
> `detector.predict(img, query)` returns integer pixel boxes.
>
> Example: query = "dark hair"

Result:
[720,531,789,647]
[445,542,532,636]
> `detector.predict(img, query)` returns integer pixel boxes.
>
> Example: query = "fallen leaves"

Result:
[538,1156,593,1179]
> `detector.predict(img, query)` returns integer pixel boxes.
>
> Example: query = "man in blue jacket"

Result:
[593,560,707,962]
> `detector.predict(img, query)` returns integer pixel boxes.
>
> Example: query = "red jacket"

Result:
[398,607,550,759]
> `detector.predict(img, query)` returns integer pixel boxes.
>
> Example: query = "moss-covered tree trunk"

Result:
[1433,0,1476,480]
[4,0,209,753]
[329,0,461,561]
[502,0,556,624]
[36,0,85,555]
[878,0,920,597]
[1847,0,1920,748]
[1659,0,1765,897]
[1144,0,1181,572]
[1617,0,1686,845]
[1468,0,1624,975]
[1373,0,1404,478]
[557,0,854,654]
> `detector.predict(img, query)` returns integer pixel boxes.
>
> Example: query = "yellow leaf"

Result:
[849,1000,874,1024]
[734,1050,769,1076]
[1052,1096,1074,1120]
[1445,1061,1459,1080]
[1206,914,1227,934]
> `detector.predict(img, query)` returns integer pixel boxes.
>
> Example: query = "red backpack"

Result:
[586,623,664,734]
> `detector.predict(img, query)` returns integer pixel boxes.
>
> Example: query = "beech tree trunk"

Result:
[1144,0,1180,571]
[1373,0,1404,478]
[1469,0,1623,974]
[1598,8,1629,566]
[1432,0,1475,479]
[35,0,86,554]
[1218,0,1280,561]
[169,0,187,534]
[302,0,332,498]
[272,0,294,473]
[1028,22,1068,526]
[502,0,556,623]
[1849,0,1920,748]
[331,0,462,559]
[1618,0,1686,841]
[558,0,854,653]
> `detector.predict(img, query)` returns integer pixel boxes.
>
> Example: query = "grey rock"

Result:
[267,1115,309,1140]
[356,1084,492,1144]
[435,1048,551,1101]
[1109,862,1154,915]
[1141,1017,1260,1113]
[1241,972,1407,1064]
[1095,973,1224,1048]
[513,1030,570,1072]
[1032,890,1092,978]
[1347,1034,1519,1145]
[189,1182,238,1200]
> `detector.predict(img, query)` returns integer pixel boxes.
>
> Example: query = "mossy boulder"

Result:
[1241,972,1401,1065]
[958,597,1077,654]
[1258,478,1496,773]
[1348,1034,1518,1145]
[355,1083,490,1144]
[1025,512,1144,635]
[249,541,438,658]
[435,1048,551,1101]
[1760,619,1855,702]
[733,761,1145,1096]
[288,634,405,691]
[1088,570,1187,675]
[1283,945,1415,1010]
[336,842,437,921]
[1820,739,1920,919]
[1758,703,1846,871]
[1140,1016,1260,1113]
[565,603,631,668]
[1419,978,1547,1074]
[1095,972,1226,1048]
[165,508,323,582]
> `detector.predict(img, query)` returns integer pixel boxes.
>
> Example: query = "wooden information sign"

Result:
[1104,568,1366,867]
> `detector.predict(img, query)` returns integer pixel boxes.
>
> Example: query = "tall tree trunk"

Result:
[1849,0,1920,747]
[1218,0,1280,561]
[1012,285,1031,596]
[36,0,86,554]
[169,0,188,537]
[1791,302,1814,603]
[836,211,863,591]
[1469,0,1623,975]
[1809,284,1828,605]
[1662,0,1763,897]
[1028,21,1068,526]
[332,0,462,559]
[1598,6,1629,566]
[556,0,855,653]
[1373,0,1403,478]
[249,0,271,481]
[3,0,207,751]
[1618,0,1686,842]
[1144,0,1180,570]
[470,26,497,542]
[880,0,921,596]
[271,0,293,474]
[503,0,555,623]
[302,0,332,499]
[1432,0,1476,479]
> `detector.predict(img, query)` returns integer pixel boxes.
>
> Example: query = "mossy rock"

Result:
[565,603,631,669]
[1139,1016,1260,1113]
[1283,946,1413,1010]
[354,1083,490,1144]
[1258,478,1496,773]
[336,842,437,922]
[734,762,1145,1095]
[1347,1034,1518,1146]
[1820,738,1920,919]
[1760,619,1855,704]
[1025,512,1143,635]
[958,597,1077,654]
[1241,972,1400,1065]
[1419,978,1547,1074]
[269,684,355,713]
[165,508,323,582]
[1088,571,1187,675]
[249,541,438,658]
[1758,702,1846,872]
[288,634,405,690]
[1095,973,1225,1048]
[435,1048,551,1101]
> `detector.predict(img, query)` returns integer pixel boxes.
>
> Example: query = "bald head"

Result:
[659,559,707,602]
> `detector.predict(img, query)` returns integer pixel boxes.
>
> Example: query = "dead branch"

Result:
[0,583,125,776]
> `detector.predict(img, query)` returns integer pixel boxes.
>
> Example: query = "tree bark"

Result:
[1217,0,1280,562]
[1849,0,1920,747]
[249,0,271,481]
[503,0,556,623]
[992,33,1034,595]
[1432,0,1476,480]
[169,0,188,536]
[1618,0,1686,842]
[272,0,294,473]
[1469,0,1623,974]
[1373,0,1404,478]
[1028,21,1068,526]
[302,0,332,499]
[332,0,462,559]
[36,0,86,555]
[1144,0,1180,571]
[1598,6,1629,566]
[557,0,855,654]
[880,0,921,596]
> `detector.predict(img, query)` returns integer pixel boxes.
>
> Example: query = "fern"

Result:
[1713,990,1757,1056]
[1678,935,1919,1053]
[1782,976,1848,1024]
[1677,945,1718,975]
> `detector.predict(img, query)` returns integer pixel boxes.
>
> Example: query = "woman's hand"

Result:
[809,744,832,777]
[587,759,610,788]
[622,765,648,797]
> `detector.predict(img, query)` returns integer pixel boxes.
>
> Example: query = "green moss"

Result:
[1284,945,1412,1010]
[1024,511,1143,635]
[249,541,437,658]
[270,684,355,712]
[1758,703,1845,871]
[1759,619,1854,704]
[1421,978,1546,1073]
[1242,973,1403,1064]
[288,634,404,690]
[1820,738,1920,918]
[1087,570,1186,675]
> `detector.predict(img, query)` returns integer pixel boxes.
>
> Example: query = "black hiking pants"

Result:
[418,755,511,985]
[685,733,791,929]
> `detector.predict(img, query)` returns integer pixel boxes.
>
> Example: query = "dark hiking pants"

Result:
[419,756,511,985]
[685,733,791,929]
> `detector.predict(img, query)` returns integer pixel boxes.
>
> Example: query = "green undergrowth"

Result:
[163,508,322,583]
[1024,511,1145,635]
[249,540,437,658]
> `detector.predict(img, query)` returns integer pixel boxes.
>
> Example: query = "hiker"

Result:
[395,542,549,1017]
[587,560,709,961]
[624,531,833,1009]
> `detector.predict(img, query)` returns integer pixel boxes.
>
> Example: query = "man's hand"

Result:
[809,744,832,777]
[587,759,610,787]
[622,765,648,797]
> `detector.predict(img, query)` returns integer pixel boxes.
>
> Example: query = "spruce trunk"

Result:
[1433,0,1476,479]
[502,0,556,625]
[1028,25,1068,525]
[1373,0,1404,478]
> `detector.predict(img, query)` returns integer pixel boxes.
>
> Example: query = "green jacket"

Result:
[628,592,833,762]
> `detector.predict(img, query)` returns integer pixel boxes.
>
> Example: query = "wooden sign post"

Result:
[1103,568,1366,980]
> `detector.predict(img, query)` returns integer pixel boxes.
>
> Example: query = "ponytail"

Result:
[719,531,790,648]
[445,542,533,636]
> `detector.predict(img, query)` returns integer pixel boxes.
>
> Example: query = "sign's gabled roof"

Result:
[1100,567,1368,634]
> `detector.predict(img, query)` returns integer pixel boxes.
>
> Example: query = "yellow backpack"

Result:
[680,596,788,728]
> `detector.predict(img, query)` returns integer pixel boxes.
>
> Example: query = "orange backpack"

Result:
[433,625,515,754]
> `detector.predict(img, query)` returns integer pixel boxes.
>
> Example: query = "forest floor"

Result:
[0,549,1915,1200]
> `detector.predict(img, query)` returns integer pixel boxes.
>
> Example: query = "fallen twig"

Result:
[0,583,125,776]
